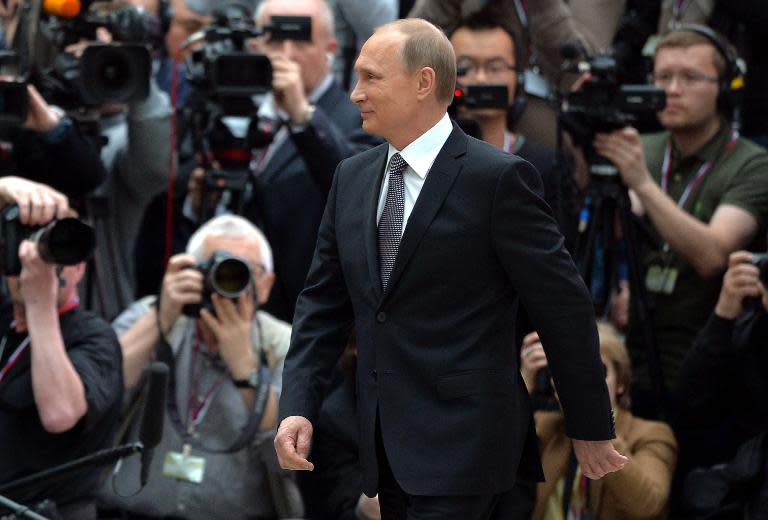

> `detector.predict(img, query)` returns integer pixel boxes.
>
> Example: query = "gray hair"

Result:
[186,215,274,272]
[254,0,335,39]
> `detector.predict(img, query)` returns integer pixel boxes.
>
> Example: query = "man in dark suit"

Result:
[246,0,381,322]
[275,19,627,519]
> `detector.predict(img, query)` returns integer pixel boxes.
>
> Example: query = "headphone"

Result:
[670,23,745,118]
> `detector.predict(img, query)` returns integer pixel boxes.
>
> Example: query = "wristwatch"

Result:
[232,368,261,389]
[294,103,316,127]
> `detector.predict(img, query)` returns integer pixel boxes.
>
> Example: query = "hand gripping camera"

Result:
[181,250,254,317]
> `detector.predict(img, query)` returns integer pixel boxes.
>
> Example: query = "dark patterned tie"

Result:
[378,153,407,291]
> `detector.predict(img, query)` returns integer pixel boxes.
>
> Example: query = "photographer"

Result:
[522,322,677,519]
[672,250,768,515]
[100,215,293,519]
[0,178,123,519]
[591,27,768,419]
[1,83,106,201]
[246,0,379,321]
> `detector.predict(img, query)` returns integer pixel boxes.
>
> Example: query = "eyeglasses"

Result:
[651,70,719,88]
[457,57,515,78]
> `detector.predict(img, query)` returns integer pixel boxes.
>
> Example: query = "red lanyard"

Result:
[0,298,80,384]
[186,327,227,426]
[660,130,739,211]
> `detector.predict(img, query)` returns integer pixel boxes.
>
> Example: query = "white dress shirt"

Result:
[376,112,453,235]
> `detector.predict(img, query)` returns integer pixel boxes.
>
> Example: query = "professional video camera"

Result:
[560,51,666,177]
[35,0,153,108]
[183,11,311,219]
[447,84,508,140]
[182,250,253,317]
[0,204,96,276]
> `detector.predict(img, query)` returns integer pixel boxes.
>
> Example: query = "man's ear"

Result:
[415,66,437,101]
[257,271,275,305]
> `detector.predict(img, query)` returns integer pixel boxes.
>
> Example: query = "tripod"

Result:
[575,159,668,418]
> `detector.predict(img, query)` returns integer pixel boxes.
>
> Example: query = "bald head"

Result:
[375,19,456,105]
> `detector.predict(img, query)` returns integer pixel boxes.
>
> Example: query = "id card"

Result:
[645,265,679,294]
[163,448,206,483]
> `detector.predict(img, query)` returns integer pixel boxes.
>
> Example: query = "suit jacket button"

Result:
[376,312,387,323]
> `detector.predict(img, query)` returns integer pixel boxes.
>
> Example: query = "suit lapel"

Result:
[383,126,467,299]
[365,147,389,301]
[260,134,297,183]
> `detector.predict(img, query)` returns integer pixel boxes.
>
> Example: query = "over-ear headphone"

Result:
[671,23,745,119]
[506,27,527,131]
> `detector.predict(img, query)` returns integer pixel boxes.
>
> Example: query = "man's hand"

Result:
[593,127,653,192]
[199,292,256,379]
[18,239,59,309]
[572,439,628,479]
[274,415,315,471]
[158,254,202,335]
[0,177,69,225]
[714,251,761,319]
[520,331,548,393]
[23,85,61,133]
[268,52,310,124]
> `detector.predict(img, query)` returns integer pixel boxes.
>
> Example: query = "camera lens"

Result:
[35,218,96,265]
[210,257,251,297]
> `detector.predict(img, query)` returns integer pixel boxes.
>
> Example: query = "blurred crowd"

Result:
[0,0,767,518]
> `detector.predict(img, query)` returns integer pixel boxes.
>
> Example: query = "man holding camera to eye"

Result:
[99,214,293,519]
[590,27,768,420]
[672,250,768,515]
[0,177,123,520]
[244,0,380,323]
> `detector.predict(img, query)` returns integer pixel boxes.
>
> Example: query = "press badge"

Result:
[645,265,678,294]
[163,445,206,483]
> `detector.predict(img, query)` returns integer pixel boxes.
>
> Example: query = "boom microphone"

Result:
[138,362,169,487]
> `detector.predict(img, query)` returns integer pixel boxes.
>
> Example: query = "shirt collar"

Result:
[387,113,453,179]
[671,119,730,163]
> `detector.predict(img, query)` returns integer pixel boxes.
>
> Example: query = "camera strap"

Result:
[513,0,528,30]
[660,129,739,212]
[0,298,80,384]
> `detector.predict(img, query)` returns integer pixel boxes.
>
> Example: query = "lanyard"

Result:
[660,129,739,211]
[0,298,80,384]
[186,327,227,427]
[672,0,691,22]
[513,0,528,29]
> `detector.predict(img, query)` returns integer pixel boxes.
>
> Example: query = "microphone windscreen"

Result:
[139,362,168,451]
[43,0,82,18]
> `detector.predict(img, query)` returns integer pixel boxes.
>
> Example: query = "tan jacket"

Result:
[532,409,677,520]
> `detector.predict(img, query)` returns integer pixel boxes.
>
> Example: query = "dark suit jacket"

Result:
[279,122,614,497]
[246,83,381,322]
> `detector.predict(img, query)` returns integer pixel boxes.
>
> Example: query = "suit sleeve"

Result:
[490,158,614,440]
[278,162,355,424]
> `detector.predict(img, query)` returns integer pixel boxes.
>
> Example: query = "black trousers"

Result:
[375,419,535,520]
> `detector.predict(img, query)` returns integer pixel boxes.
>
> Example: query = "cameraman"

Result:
[100,215,293,519]
[0,178,123,519]
[591,27,768,419]
[672,250,768,514]
[246,0,379,321]
[1,83,106,201]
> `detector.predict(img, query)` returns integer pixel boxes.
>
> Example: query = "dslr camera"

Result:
[560,52,666,178]
[0,204,95,276]
[181,250,253,317]
[36,1,153,108]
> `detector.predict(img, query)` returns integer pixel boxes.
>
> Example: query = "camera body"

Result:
[181,250,253,317]
[186,14,312,115]
[560,53,666,177]
[0,204,95,276]
[37,3,153,108]
[451,84,509,111]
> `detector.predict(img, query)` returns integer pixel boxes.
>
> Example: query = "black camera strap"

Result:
[156,317,270,454]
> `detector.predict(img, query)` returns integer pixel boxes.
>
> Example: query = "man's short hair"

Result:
[597,320,632,410]
[655,29,729,79]
[186,215,274,273]
[378,18,456,105]
[254,0,335,39]
[449,10,520,64]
